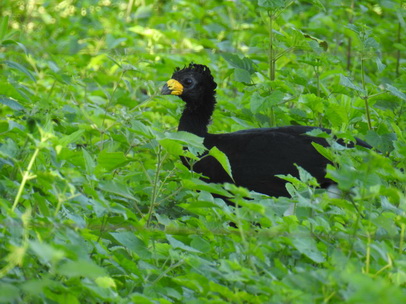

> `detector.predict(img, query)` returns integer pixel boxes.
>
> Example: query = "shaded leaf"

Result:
[166,235,201,253]
[111,231,151,258]
[292,235,325,263]
[209,146,234,181]
[3,60,36,82]
[0,96,25,111]
[57,260,107,279]
[385,84,406,101]
[339,74,365,94]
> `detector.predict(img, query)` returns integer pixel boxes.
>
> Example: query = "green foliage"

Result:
[0,0,405,303]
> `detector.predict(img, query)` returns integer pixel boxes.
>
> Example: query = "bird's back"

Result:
[199,126,370,196]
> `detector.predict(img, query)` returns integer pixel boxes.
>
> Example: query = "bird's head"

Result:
[161,63,217,103]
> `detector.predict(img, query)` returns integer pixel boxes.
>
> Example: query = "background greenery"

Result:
[0,0,405,303]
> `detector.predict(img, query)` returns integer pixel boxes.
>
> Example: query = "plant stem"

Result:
[365,233,371,274]
[360,58,372,130]
[346,0,355,71]
[400,223,405,255]
[147,145,163,228]
[268,11,275,81]
[12,147,40,212]
[315,60,320,97]
[396,20,401,77]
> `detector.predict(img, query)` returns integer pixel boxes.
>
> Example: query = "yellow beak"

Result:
[161,79,183,96]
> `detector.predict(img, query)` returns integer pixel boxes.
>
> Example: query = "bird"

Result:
[161,63,371,197]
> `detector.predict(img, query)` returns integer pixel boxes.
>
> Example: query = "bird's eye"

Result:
[184,78,193,86]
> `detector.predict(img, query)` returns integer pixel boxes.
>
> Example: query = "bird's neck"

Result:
[178,95,216,137]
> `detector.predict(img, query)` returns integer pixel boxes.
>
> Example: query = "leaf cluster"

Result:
[0,0,405,303]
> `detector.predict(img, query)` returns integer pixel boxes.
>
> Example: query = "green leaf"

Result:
[182,178,231,198]
[292,235,325,263]
[110,231,151,258]
[222,53,244,69]
[221,53,256,74]
[130,120,154,138]
[99,180,137,201]
[0,16,9,41]
[295,165,319,186]
[209,146,234,181]
[0,96,25,111]
[158,138,184,156]
[339,74,365,94]
[302,32,328,51]
[29,240,65,264]
[385,84,406,101]
[312,142,334,162]
[0,120,8,133]
[96,150,130,171]
[158,131,205,156]
[1,39,28,54]
[251,90,284,113]
[95,276,116,288]
[57,260,107,279]
[234,68,251,83]
[0,283,19,302]
[21,279,56,297]
[258,0,286,9]
[57,130,85,147]
[166,235,201,253]
[82,148,95,175]
[365,130,396,153]
[3,60,36,82]
[375,57,386,72]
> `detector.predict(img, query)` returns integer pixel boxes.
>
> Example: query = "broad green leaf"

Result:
[339,74,365,94]
[221,53,244,69]
[3,60,36,82]
[111,231,151,258]
[190,236,211,253]
[129,294,157,304]
[158,138,184,156]
[95,276,116,288]
[0,120,8,133]
[96,150,130,171]
[258,0,286,9]
[57,260,107,279]
[99,180,137,201]
[57,130,85,147]
[365,130,396,153]
[312,142,334,162]
[375,57,386,72]
[29,240,65,264]
[250,90,284,113]
[222,53,255,74]
[292,235,325,263]
[234,68,251,83]
[0,16,9,41]
[182,178,231,198]
[1,39,28,54]
[209,146,234,181]
[295,165,319,186]
[302,32,328,51]
[385,84,406,101]
[82,148,95,175]
[21,279,56,297]
[131,120,154,138]
[158,131,205,156]
[0,283,19,303]
[166,235,201,253]
[0,96,24,110]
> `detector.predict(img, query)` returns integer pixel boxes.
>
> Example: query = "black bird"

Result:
[161,63,371,197]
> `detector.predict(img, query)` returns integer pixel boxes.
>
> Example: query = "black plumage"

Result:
[161,63,371,197]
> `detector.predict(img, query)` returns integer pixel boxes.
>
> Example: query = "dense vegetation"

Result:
[0,0,405,303]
